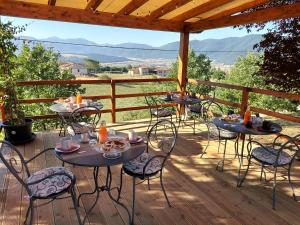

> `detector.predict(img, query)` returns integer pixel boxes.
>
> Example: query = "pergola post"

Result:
[177,31,189,114]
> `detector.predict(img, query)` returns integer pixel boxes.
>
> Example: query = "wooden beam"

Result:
[48,0,56,6]
[0,0,183,32]
[117,0,149,15]
[177,32,189,94]
[85,0,103,11]
[146,0,192,20]
[187,2,300,32]
[172,0,232,21]
[204,0,271,20]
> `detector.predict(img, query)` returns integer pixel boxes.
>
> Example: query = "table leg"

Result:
[78,166,131,225]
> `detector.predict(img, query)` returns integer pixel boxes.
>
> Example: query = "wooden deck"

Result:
[1,119,300,225]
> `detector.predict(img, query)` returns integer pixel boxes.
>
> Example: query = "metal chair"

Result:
[0,141,82,225]
[145,95,174,134]
[238,134,300,209]
[200,101,238,171]
[66,106,101,136]
[119,120,177,225]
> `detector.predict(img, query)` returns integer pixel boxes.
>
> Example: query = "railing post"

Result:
[111,80,116,123]
[177,31,189,115]
[240,87,250,117]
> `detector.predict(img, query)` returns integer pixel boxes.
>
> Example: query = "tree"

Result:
[211,68,226,81]
[14,43,85,130]
[169,49,213,95]
[237,0,300,93]
[84,58,100,74]
[216,54,297,112]
[0,21,26,125]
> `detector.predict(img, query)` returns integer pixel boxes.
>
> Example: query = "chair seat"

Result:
[123,153,162,177]
[209,127,237,140]
[251,147,292,166]
[151,108,172,117]
[190,105,203,114]
[27,167,74,198]
[67,122,95,135]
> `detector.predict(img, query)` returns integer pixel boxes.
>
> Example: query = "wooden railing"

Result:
[189,79,300,123]
[16,78,300,124]
[17,78,178,123]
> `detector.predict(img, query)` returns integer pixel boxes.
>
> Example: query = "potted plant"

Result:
[0,21,35,144]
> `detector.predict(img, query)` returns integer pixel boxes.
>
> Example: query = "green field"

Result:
[81,73,175,122]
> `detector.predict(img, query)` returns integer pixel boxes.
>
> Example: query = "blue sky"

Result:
[2,16,268,47]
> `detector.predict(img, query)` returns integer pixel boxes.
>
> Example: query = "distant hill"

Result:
[15,34,262,65]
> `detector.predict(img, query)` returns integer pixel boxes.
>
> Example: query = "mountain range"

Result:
[16,34,263,65]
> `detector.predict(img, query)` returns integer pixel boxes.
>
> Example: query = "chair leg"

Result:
[217,139,221,154]
[24,200,34,225]
[216,140,227,172]
[288,163,297,201]
[24,201,32,225]
[71,186,83,225]
[117,168,124,202]
[200,130,210,158]
[147,177,151,190]
[131,177,136,225]
[272,167,278,210]
[238,156,252,187]
[160,170,171,207]
[260,164,264,181]
[146,115,153,134]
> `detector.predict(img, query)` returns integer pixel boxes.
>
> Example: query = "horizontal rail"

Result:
[30,109,112,120]
[115,103,176,112]
[19,95,111,104]
[15,78,300,124]
[189,79,300,101]
[17,77,177,86]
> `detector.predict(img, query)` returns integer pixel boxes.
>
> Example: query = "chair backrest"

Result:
[71,106,101,127]
[144,95,158,108]
[201,101,223,122]
[274,134,300,165]
[0,141,31,191]
[146,120,177,166]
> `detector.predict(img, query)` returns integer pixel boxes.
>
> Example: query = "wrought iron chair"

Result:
[200,101,238,171]
[188,91,215,134]
[238,134,300,209]
[145,95,174,134]
[119,120,177,225]
[66,105,101,136]
[0,141,82,225]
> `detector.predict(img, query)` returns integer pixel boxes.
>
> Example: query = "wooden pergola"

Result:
[0,0,300,117]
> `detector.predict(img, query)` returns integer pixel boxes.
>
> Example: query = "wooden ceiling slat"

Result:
[117,0,150,15]
[0,0,183,32]
[187,1,300,32]
[85,0,104,11]
[146,0,192,20]
[172,0,233,21]
[48,0,56,6]
[205,0,271,20]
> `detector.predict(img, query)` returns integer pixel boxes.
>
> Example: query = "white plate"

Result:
[55,143,80,153]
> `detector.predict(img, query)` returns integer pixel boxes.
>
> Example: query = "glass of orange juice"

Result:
[76,94,82,104]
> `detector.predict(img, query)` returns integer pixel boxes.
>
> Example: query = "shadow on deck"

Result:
[1,119,300,225]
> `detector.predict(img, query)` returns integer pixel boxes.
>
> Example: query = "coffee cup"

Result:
[61,138,71,150]
[70,96,76,104]
[81,133,89,143]
[128,129,137,142]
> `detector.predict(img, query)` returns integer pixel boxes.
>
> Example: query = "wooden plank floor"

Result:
[1,119,300,225]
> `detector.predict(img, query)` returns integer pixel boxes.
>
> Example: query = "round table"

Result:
[50,102,104,113]
[54,135,146,224]
[213,117,282,186]
[160,95,201,133]
[50,102,103,136]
